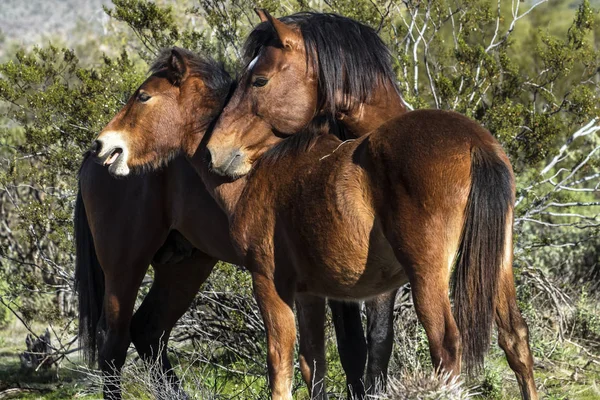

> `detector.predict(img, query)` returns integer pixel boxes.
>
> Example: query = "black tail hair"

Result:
[74,182,105,365]
[452,146,514,374]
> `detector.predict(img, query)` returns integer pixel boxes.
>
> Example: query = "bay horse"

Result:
[89,13,538,400]
[77,47,395,400]
[200,11,538,400]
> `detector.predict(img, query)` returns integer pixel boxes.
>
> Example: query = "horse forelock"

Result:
[242,12,398,116]
[149,48,236,143]
[150,47,233,96]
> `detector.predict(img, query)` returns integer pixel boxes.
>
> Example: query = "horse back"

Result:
[364,109,511,205]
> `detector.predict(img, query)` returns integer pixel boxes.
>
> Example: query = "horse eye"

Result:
[137,92,151,102]
[252,77,269,88]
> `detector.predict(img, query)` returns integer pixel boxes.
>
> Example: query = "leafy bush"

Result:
[0,0,599,399]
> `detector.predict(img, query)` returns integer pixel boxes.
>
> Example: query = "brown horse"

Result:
[78,47,395,400]
[207,14,407,395]
[206,11,407,397]
[75,49,234,399]
[201,11,538,400]
[90,13,537,400]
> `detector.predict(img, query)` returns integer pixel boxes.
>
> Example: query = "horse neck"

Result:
[340,82,406,137]
[189,149,245,218]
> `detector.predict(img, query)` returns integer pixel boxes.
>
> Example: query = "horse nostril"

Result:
[206,148,216,169]
[90,140,101,155]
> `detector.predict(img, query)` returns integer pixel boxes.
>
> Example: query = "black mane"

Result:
[243,12,399,115]
[260,115,346,165]
[150,47,232,96]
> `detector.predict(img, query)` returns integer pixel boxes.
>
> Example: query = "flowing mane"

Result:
[243,12,399,115]
[150,47,232,96]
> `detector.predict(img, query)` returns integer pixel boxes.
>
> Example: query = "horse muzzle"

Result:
[90,131,131,177]
[207,146,250,178]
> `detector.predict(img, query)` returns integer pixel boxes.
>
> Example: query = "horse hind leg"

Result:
[408,258,462,377]
[495,243,538,399]
[130,251,217,399]
[394,229,462,375]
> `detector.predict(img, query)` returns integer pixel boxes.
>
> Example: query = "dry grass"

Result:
[378,371,475,400]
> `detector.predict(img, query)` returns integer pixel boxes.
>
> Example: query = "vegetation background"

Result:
[0,0,599,398]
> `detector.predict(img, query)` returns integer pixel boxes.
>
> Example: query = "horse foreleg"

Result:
[252,269,296,400]
[496,263,538,400]
[99,263,147,400]
[297,294,327,399]
[131,251,217,399]
[365,289,397,395]
[329,300,366,400]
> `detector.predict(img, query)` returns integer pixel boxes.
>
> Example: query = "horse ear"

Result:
[168,48,188,85]
[255,8,270,23]
[254,8,301,50]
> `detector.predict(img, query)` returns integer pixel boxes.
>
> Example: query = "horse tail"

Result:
[452,145,514,374]
[74,177,105,366]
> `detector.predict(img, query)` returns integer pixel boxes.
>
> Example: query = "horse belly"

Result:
[295,221,407,300]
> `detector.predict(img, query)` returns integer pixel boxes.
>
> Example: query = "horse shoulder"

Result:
[230,169,279,260]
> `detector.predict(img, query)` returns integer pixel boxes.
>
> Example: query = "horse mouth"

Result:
[103,148,123,166]
[91,133,131,177]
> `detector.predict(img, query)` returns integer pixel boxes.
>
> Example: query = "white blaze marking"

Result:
[247,54,260,71]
